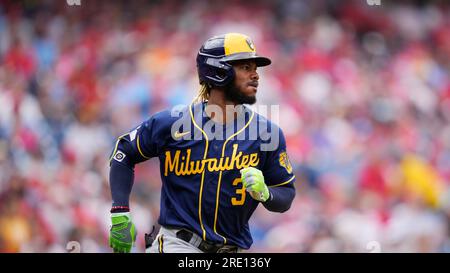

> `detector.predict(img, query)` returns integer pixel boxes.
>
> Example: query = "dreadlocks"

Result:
[193,83,210,103]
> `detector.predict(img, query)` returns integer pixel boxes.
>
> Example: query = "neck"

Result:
[205,88,240,124]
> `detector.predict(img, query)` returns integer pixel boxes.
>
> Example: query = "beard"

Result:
[224,82,256,105]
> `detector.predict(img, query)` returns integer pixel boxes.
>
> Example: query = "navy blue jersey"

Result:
[110,102,296,249]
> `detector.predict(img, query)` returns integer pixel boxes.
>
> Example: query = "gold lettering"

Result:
[164,146,260,176]
[194,160,205,174]
[239,155,249,169]
[198,160,206,174]
[206,158,218,172]
[215,157,224,172]
[228,144,242,170]
[179,158,185,176]
[249,153,259,167]
[221,157,230,171]
[189,161,196,174]
[184,149,191,175]
[164,150,180,176]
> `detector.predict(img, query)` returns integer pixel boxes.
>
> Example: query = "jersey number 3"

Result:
[231,178,246,206]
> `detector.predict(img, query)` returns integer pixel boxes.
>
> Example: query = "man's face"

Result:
[225,59,259,105]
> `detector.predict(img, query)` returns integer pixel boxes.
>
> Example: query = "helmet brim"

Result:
[222,52,271,67]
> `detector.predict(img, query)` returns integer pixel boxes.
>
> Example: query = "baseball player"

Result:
[108,33,296,253]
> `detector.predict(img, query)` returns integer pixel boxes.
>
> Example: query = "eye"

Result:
[243,64,251,71]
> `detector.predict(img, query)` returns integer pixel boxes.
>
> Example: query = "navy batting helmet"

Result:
[196,33,271,87]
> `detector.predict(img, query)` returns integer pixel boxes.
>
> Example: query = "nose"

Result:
[251,70,259,81]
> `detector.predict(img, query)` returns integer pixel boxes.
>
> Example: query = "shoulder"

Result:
[144,104,191,130]
[250,109,284,136]
[248,108,287,151]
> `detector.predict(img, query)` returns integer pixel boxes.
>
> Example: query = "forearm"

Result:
[263,185,295,213]
[109,160,135,212]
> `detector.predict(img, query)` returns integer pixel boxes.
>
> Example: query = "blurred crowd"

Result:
[1,0,450,252]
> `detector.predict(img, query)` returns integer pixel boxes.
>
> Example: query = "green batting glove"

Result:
[109,212,137,253]
[240,167,270,202]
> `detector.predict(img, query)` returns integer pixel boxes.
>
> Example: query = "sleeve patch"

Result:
[279,151,292,174]
[114,150,126,162]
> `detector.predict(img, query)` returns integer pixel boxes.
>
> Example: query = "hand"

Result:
[240,167,270,202]
[109,212,137,253]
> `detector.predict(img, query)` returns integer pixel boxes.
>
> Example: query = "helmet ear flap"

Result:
[202,57,234,87]
[216,69,227,79]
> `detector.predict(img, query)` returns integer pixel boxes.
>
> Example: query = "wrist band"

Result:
[110,206,130,213]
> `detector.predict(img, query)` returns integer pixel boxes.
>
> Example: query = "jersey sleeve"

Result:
[109,113,166,166]
[261,127,296,188]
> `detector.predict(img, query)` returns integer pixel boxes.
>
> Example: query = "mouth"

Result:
[248,82,258,92]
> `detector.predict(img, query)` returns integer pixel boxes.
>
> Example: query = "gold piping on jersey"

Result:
[137,135,151,159]
[213,110,255,245]
[268,175,296,188]
[189,103,209,241]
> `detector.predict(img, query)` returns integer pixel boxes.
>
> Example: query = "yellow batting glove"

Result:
[109,212,137,253]
[240,167,270,202]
